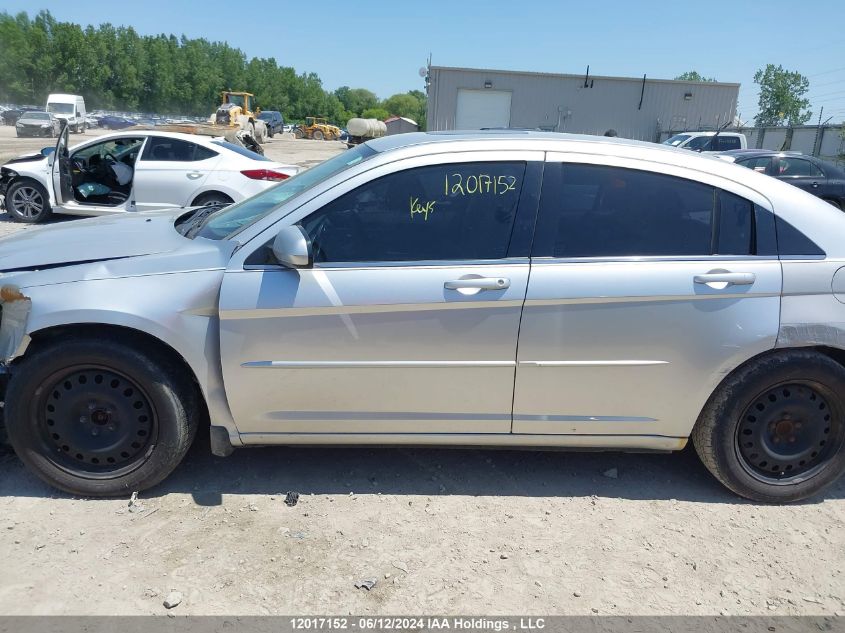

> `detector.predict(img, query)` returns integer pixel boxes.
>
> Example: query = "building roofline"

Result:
[429,65,741,88]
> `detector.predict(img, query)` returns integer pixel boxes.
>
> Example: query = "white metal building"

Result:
[426,66,740,142]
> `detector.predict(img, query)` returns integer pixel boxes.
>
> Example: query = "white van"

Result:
[46,94,87,133]
[662,131,747,152]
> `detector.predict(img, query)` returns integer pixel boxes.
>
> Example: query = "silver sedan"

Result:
[1,131,843,502]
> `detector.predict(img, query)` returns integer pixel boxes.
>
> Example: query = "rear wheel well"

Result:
[191,191,234,206]
[20,323,207,417]
[699,345,845,422]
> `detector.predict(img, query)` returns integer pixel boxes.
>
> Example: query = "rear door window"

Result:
[533,163,760,258]
[775,157,824,178]
[141,137,219,162]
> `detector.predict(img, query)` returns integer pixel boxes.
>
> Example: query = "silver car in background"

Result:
[1,131,844,502]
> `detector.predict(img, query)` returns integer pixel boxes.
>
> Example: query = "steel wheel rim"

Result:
[36,365,159,479]
[11,186,43,218]
[736,380,844,484]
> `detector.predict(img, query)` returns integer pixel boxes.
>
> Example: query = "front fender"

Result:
[11,272,242,445]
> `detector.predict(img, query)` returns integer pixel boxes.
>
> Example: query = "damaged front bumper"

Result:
[0,284,32,368]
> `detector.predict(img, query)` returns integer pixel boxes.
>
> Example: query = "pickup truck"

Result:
[662,131,747,152]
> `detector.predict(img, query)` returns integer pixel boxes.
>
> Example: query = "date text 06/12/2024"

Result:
[289,617,547,631]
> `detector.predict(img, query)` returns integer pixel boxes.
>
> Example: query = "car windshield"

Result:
[47,102,74,114]
[23,112,50,121]
[193,143,378,240]
[258,112,274,119]
[211,140,271,162]
[662,134,691,146]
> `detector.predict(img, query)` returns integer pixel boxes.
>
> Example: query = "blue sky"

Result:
[5,0,845,122]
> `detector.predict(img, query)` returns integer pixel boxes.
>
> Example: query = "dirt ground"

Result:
[0,124,844,617]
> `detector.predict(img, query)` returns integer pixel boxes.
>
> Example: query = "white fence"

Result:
[658,124,845,163]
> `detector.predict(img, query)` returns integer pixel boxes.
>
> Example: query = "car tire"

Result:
[267,126,274,138]
[5,179,53,223]
[312,129,325,141]
[692,350,845,503]
[294,128,304,139]
[5,337,199,497]
[192,191,234,208]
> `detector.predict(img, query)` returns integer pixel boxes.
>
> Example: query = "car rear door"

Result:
[773,156,827,196]
[132,136,221,211]
[512,154,782,441]
[218,152,542,437]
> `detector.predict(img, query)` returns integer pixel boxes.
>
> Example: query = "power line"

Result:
[807,66,845,78]
[810,78,845,89]
[808,88,845,99]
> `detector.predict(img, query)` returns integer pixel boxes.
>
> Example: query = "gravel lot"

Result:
[0,124,844,616]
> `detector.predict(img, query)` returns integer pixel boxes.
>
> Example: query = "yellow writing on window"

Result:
[410,196,436,220]
[445,173,517,196]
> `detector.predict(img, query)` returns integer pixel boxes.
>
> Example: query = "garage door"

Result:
[456,89,512,129]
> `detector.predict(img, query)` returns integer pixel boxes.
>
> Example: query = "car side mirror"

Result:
[271,225,313,269]
[41,147,55,158]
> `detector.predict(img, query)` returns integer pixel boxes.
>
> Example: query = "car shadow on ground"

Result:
[2,435,843,505]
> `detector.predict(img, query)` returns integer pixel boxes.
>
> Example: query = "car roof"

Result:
[721,149,802,157]
[365,130,745,162]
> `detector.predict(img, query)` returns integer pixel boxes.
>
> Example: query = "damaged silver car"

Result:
[1,132,844,502]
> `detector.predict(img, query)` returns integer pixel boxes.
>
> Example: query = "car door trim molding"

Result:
[220,299,526,320]
[522,292,780,308]
[518,360,667,367]
[241,360,517,369]
[513,414,658,422]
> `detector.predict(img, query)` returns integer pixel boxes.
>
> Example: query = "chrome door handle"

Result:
[186,172,203,180]
[445,277,510,290]
[694,272,756,286]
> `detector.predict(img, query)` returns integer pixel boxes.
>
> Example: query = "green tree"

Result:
[382,92,423,123]
[753,64,812,127]
[361,107,390,120]
[674,71,717,82]
[334,86,378,117]
[0,9,419,126]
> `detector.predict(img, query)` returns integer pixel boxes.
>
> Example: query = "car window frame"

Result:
[70,135,147,164]
[534,152,779,263]
[773,156,825,179]
[716,136,742,151]
[230,150,545,271]
[140,135,219,162]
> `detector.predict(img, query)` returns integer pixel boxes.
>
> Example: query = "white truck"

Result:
[46,94,87,133]
[662,131,747,152]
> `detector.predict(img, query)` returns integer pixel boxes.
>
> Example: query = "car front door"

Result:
[512,155,783,441]
[50,124,72,206]
[218,152,542,437]
[132,136,221,211]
